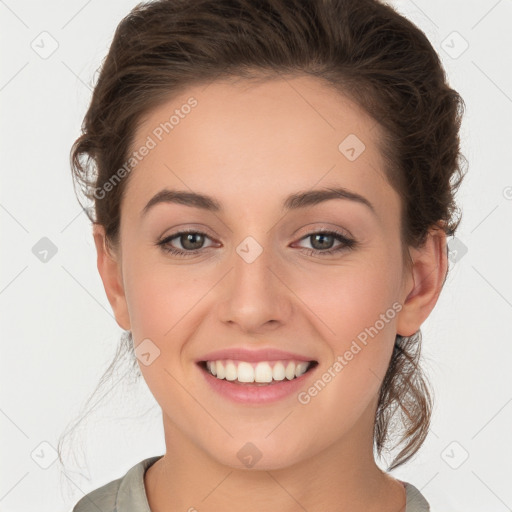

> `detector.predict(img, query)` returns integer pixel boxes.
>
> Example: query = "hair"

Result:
[60,0,467,474]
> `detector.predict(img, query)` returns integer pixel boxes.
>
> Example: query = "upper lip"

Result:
[196,348,317,363]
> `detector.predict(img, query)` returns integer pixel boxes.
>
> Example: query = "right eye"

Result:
[157,230,217,256]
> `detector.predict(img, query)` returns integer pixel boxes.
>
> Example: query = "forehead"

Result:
[123,75,398,222]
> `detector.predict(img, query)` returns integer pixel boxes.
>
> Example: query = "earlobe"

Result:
[396,225,448,337]
[92,224,131,331]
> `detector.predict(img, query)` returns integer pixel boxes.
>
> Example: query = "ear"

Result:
[92,223,131,331]
[396,224,448,337]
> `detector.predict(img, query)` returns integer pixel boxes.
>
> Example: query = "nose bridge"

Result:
[234,234,273,289]
[218,233,291,331]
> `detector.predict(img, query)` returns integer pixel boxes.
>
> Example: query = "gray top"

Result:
[72,455,430,511]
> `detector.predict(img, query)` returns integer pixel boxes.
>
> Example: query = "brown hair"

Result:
[62,0,467,472]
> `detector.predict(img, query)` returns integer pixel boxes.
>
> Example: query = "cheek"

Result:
[125,277,170,339]
[292,253,402,410]
[122,255,201,340]
[122,263,204,410]
[295,253,402,347]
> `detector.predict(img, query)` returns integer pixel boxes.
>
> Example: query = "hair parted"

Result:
[62,0,467,473]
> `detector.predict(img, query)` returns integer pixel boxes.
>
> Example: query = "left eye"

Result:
[294,231,357,255]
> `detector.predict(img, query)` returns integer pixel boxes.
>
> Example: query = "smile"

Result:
[201,359,316,384]
[197,358,319,404]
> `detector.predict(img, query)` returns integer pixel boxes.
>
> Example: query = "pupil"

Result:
[183,233,203,250]
[312,234,333,250]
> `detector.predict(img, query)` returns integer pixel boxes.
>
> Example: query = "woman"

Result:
[66,0,466,510]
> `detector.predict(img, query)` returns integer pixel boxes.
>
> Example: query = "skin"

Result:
[93,75,447,512]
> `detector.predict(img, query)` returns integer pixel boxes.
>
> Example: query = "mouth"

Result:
[197,359,319,386]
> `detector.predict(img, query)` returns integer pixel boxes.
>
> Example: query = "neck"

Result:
[144,402,406,512]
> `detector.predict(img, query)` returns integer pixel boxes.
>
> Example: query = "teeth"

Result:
[204,359,312,383]
[254,362,273,383]
[237,362,255,382]
[272,362,285,381]
[295,362,309,377]
[285,361,296,380]
[216,361,226,379]
[225,361,237,381]
[206,361,216,376]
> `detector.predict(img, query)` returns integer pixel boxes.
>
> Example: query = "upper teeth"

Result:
[205,360,311,383]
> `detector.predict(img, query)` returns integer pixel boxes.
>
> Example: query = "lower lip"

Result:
[198,363,317,404]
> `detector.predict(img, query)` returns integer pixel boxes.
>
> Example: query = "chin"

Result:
[205,435,312,472]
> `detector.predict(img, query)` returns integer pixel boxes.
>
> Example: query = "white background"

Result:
[1,1,511,511]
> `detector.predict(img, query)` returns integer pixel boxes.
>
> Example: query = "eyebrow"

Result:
[141,186,376,217]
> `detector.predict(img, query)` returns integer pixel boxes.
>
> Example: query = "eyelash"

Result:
[156,228,357,257]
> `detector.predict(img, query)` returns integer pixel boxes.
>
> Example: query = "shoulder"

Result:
[71,455,163,512]
[72,477,121,512]
[403,480,430,512]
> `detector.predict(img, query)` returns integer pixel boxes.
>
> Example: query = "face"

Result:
[96,75,427,470]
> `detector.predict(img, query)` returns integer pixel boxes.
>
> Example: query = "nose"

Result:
[217,237,293,335]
